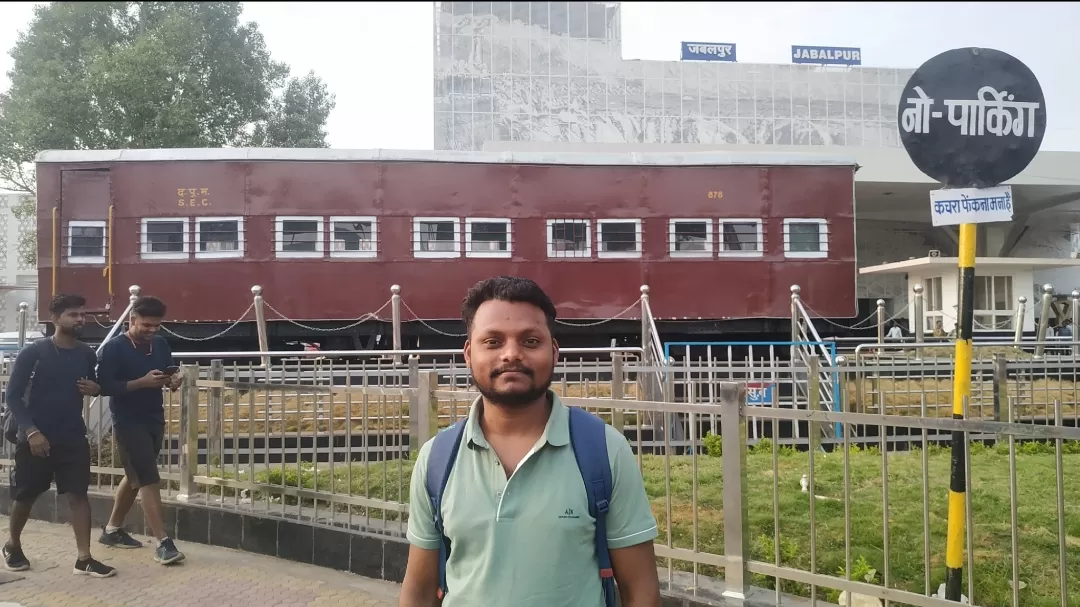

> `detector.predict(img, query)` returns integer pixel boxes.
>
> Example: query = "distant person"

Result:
[399,276,661,606]
[2,294,116,578]
[1058,318,1072,338]
[933,321,946,338]
[96,296,184,565]
[886,321,904,340]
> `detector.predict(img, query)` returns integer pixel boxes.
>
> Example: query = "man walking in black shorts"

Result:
[3,294,116,578]
[96,295,184,565]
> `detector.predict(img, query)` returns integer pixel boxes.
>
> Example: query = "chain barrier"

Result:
[801,301,909,331]
[554,301,641,327]
[399,299,467,337]
[160,303,256,342]
[261,299,392,333]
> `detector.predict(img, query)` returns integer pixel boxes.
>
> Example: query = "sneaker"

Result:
[73,556,116,578]
[2,543,29,571]
[98,526,143,549]
[154,538,184,565]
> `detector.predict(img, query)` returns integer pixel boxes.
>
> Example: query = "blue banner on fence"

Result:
[681,41,737,62]
[791,45,862,66]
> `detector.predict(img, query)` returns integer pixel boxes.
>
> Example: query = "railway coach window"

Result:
[413,217,461,258]
[276,216,325,258]
[140,218,189,260]
[782,218,829,259]
[546,219,591,259]
[465,218,512,258]
[330,216,377,259]
[597,219,642,259]
[68,220,107,264]
[718,219,764,257]
[194,217,244,259]
[668,219,713,257]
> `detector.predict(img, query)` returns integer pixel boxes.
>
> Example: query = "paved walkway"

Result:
[0,516,402,607]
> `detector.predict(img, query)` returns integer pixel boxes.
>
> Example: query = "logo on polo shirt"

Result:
[559,508,579,519]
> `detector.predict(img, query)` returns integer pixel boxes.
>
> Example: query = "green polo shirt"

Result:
[406,392,658,607]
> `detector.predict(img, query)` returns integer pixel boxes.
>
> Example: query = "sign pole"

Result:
[945,223,976,599]
[898,47,1046,602]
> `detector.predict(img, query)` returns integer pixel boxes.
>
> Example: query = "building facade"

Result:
[432,2,1079,324]
[0,192,39,334]
[434,1,914,151]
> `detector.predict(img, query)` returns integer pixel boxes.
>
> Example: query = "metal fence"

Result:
[3,347,1076,606]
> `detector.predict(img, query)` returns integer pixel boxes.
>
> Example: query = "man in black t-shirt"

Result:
[2,294,117,578]
[96,295,184,565]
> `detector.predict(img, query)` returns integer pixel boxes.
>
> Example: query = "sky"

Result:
[0,1,1077,152]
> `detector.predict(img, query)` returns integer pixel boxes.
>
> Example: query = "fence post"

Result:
[719,381,750,601]
[252,285,270,369]
[407,355,421,453]
[992,355,1007,443]
[207,360,224,470]
[16,302,27,349]
[1014,296,1027,348]
[1034,284,1054,359]
[876,299,886,344]
[610,353,625,434]
[391,285,402,361]
[176,365,201,502]
[416,370,439,447]
[1072,290,1080,357]
[790,285,801,365]
[912,284,924,344]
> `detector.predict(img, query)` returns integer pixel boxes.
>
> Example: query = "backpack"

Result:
[1,347,42,444]
[424,405,617,607]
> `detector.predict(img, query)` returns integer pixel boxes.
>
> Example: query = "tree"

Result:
[0,2,338,265]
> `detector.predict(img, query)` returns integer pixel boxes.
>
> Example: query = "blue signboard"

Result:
[745,383,774,405]
[681,41,737,63]
[791,45,862,66]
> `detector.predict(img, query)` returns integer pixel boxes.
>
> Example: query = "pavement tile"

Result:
[0,516,400,607]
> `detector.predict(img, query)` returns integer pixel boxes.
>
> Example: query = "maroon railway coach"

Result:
[35,148,858,349]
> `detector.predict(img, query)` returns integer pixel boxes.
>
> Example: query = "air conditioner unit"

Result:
[1070,251,1080,259]
[928,250,941,258]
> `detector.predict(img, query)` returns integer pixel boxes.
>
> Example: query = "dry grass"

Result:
[162,380,641,435]
[846,377,1080,419]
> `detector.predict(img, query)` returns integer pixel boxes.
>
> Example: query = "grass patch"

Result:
[205,440,1080,606]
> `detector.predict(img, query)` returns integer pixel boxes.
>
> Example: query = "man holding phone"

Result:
[96,296,184,565]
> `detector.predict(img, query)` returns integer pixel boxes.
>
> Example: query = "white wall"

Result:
[906,268,1035,335]
[0,192,40,333]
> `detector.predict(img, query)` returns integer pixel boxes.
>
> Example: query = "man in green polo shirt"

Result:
[400,276,661,607]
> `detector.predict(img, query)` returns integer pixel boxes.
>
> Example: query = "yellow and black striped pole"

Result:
[945,222,976,600]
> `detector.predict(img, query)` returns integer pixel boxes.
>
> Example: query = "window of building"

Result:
[783,218,829,259]
[465,218,512,258]
[141,218,189,260]
[668,219,713,257]
[195,217,244,259]
[547,219,591,258]
[68,220,107,264]
[276,216,324,258]
[718,219,764,257]
[413,217,461,258]
[923,276,944,335]
[597,219,642,259]
[329,216,377,258]
[974,275,1014,331]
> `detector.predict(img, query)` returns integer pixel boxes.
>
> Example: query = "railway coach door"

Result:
[56,168,115,315]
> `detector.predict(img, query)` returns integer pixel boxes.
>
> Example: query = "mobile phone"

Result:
[162,366,181,376]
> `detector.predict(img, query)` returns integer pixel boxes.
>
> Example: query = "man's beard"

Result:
[474,366,553,408]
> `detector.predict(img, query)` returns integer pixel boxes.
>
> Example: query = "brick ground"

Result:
[0,516,402,607]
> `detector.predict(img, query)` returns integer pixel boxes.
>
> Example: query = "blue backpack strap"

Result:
[424,421,467,602]
[567,406,617,607]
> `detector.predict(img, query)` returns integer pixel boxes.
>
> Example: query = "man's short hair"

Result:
[49,294,87,316]
[461,276,557,334]
[131,296,167,319]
